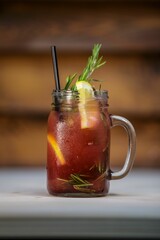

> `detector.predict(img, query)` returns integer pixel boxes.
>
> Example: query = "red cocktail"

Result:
[47,90,111,196]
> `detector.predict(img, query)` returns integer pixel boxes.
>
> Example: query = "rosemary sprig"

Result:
[89,160,106,174]
[57,169,106,193]
[78,44,106,81]
[64,73,77,90]
[57,173,94,192]
[64,43,106,90]
[70,173,89,184]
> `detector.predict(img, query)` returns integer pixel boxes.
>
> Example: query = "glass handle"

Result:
[110,115,136,180]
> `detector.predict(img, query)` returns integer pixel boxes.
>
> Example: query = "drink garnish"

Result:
[64,44,106,129]
[47,133,66,165]
[76,81,95,128]
[57,171,106,193]
[75,81,94,101]
[64,43,106,91]
[57,173,94,192]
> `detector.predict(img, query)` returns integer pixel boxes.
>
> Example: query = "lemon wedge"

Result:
[76,81,97,129]
[76,81,94,102]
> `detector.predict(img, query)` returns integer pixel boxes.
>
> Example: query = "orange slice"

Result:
[47,133,66,165]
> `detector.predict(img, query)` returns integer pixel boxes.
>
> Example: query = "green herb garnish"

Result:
[89,160,106,174]
[57,170,106,193]
[64,73,77,90]
[64,43,106,90]
[57,173,94,192]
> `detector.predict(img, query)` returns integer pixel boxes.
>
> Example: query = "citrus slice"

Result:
[76,81,94,102]
[47,133,66,165]
[76,81,97,129]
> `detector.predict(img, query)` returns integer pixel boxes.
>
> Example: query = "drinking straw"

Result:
[51,46,61,91]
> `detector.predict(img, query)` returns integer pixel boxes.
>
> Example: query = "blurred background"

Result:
[0,0,160,169]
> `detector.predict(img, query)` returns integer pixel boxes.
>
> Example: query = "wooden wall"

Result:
[0,0,160,168]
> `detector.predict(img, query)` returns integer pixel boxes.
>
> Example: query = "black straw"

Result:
[51,46,61,91]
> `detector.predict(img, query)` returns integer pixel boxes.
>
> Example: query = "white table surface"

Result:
[0,167,160,238]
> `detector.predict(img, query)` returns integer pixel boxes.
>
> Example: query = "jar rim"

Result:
[51,89,109,107]
[52,89,108,97]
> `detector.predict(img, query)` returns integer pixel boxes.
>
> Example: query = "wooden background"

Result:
[0,0,160,168]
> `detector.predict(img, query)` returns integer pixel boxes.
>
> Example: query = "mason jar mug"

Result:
[47,90,136,197]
